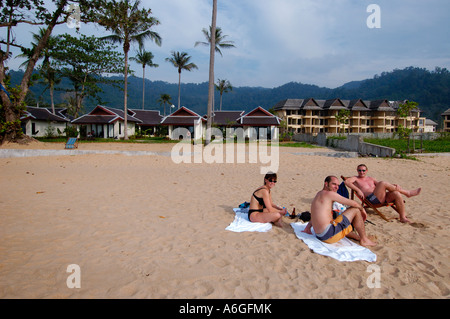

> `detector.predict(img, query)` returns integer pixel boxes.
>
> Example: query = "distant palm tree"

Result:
[130,48,158,110]
[40,67,62,114]
[98,0,161,139]
[195,26,236,57]
[165,51,198,109]
[157,93,172,116]
[215,79,233,111]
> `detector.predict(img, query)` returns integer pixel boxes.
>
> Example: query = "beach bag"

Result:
[239,201,250,208]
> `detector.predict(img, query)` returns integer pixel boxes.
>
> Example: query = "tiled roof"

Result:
[272,99,304,110]
[273,98,422,113]
[211,111,244,126]
[71,105,142,124]
[131,109,163,126]
[71,114,117,124]
[238,106,280,126]
[366,100,396,112]
[21,106,70,122]
[160,106,206,126]
[161,116,204,126]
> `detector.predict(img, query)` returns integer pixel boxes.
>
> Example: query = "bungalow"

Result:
[237,106,280,140]
[131,109,163,135]
[21,106,70,137]
[424,119,438,133]
[71,105,142,138]
[160,106,206,140]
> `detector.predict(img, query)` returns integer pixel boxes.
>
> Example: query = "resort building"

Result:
[236,106,281,140]
[21,106,70,137]
[160,106,206,140]
[131,109,163,135]
[442,108,450,132]
[71,105,142,138]
[273,98,426,134]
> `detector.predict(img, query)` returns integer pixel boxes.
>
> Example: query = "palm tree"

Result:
[195,26,236,57]
[165,51,198,109]
[40,67,62,114]
[17,28,60,114]
[215,79,232,111]
[130,48,158,110]
[205,0,217,146]
[98,0,161,139]
[195,26,235,113]
[157,93,172,116]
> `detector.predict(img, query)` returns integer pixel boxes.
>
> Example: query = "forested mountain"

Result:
[9,66,450,125]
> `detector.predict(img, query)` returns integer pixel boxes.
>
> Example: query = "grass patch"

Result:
[327,135,347,140]
[364,135,450,154]
[277,141,319,148]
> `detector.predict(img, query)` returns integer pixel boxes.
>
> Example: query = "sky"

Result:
[4,0,450,89]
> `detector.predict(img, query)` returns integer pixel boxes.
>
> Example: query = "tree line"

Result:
[11,66,449,127]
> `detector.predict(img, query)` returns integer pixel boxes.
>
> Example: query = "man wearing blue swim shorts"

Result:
[303,176,377,247]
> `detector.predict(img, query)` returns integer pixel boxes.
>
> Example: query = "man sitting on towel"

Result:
[303,176,377,247]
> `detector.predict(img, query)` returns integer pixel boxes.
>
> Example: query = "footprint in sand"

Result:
[410,222,427,229]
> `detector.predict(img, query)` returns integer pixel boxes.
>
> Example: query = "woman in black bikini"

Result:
[248,172,286,227]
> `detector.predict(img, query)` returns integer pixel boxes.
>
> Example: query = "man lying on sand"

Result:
[303,176,377,247]
[344,164,421,223]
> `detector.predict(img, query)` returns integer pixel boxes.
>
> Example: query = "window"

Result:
[32,123,38,135]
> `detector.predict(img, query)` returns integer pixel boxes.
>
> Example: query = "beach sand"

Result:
[0,140,449,299]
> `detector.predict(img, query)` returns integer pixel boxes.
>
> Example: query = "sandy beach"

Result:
[0,140,449,299]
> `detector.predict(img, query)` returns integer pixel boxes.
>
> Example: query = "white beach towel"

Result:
[291,222,377,262]
[225,208,272,232]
